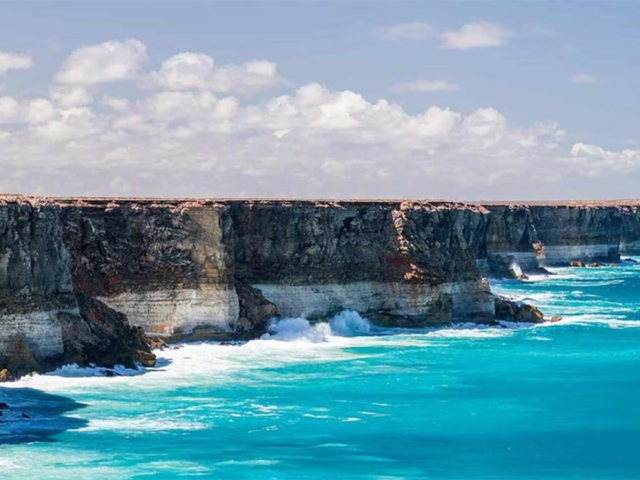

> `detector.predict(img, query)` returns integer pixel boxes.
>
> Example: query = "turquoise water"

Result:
[2,263,640,479]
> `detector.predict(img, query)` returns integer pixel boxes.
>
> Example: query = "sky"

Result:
[1,1,639,200]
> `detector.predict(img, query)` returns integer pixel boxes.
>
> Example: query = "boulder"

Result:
[569,260,585,267]
[136,350,157,368]
[494,296,545,323]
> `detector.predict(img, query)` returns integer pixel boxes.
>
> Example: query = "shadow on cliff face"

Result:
[0,387,88,445]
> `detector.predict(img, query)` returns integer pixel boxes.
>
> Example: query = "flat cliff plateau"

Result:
[2,195,640,378]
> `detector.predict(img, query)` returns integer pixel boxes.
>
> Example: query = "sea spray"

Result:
[329,310,372,336]
[261,317,332,342]
[261,310,372,342]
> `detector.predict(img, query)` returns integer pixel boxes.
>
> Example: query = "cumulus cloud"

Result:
[392,80,461,93]
[571,143,640,172]
[55,39,147,84]
[0,50,33,75]
[440,22,510,49]
[146,52,284,94]
[0,96,20,123]
[49,85,94,108]
[374,23,434,41]
[572,73,597,84]
[0,40,636,200]
[27,99,56,124]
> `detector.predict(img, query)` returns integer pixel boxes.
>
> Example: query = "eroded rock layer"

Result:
[3,196,640,375]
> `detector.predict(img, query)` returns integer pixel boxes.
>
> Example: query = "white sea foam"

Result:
[261,317,332,342]
[543,314,640,329]
[77,417,208,433]
[426,322,513,339]
[329,310,372,336]
[216,459,280,466]
[426,328,510,339]
[6,309,540,395]
[261,310,373,342]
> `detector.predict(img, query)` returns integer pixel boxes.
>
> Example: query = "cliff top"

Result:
[2,194,640,209]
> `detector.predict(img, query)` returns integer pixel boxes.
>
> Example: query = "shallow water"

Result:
[2,263,640,479]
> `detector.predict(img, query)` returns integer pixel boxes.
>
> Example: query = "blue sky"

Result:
[0,1,638,199]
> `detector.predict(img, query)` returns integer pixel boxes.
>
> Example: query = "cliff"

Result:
[479,201,640,276]
[2,195,640,376]
[0,197,157,378]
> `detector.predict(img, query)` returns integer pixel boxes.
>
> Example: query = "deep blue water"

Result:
[2,263,640,479]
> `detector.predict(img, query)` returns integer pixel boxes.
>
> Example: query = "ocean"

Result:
[2,262,640,479]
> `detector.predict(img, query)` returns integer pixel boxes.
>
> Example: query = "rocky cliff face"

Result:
[479,202,640,277]
[2,196,640,376]
[0,199,76,373]
[0,197,154,378]
[60,200,238,339]
[230,201,492,327]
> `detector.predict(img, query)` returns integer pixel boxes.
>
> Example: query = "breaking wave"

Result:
[261,310,372,343]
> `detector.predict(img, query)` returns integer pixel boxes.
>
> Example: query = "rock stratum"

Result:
[2,195,640,376]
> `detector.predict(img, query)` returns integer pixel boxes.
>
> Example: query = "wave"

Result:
[261,317,332,342]
[259,311,523,343]
[261,310,372,343]
[543,314,640,329]
[77,417,208,433]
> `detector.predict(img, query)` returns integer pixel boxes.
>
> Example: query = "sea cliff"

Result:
[2,195,640,376]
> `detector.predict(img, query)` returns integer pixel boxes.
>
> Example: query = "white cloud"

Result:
[374,23,434,41]
[147,52,284,95]
[571,143,640,172]
[392,80,461,93]
[0,96,19,123]
[572,73,597,84]
[102,96,130,112]
[27,99,56,124]
[0,40,636,200]
[0,50,33,75]
[440,22,510,49]
[0,81,570,197]
[55,39,147,85]
[50,85,94,108]
[33,107,95,143]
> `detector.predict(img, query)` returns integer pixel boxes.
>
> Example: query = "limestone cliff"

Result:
[60,200,237,339]
[0,197,154,377]
[2,195,640,376]
[229,201,492,327]
[478,201,640,276]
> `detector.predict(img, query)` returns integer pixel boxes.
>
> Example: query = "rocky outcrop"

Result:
[494,296,544,323]
[4,195,640,376]
[58,295,155,370]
